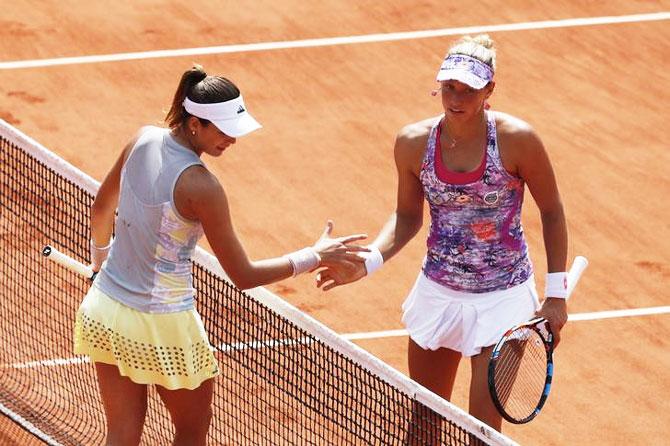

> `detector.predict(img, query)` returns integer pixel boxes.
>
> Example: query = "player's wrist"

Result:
[285,247,321,277]
[361,245,384,276]
[90,238,112,268]
[545,272,568,299]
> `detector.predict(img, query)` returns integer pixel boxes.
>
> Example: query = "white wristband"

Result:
[285,247,321,277]
[362,246,384,276]
[545,272,568,299]
[90,238,113,269]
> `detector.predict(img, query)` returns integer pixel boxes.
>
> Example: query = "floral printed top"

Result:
[419,112,533,293]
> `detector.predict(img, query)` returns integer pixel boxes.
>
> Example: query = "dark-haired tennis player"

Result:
[74,65,368,446]
[317,34,569,437]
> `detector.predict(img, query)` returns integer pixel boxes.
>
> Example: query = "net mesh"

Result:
[0,120,517,446]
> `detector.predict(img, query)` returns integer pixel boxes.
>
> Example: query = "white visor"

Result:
[436,54,494,90]
[183,95,261,138]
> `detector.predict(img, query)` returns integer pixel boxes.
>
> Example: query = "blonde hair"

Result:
[448,34,496,72]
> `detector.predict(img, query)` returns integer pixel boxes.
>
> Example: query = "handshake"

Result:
[297,220,383,291]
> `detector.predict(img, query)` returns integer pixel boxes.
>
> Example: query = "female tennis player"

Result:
[316,35,569,436]
[74,65,368,446]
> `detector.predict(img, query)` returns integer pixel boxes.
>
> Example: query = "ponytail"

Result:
[165,65,208,129]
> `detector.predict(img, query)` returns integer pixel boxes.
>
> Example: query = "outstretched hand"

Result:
[316,260,367,291]
[312,220,369,267]
[310,220,369,291]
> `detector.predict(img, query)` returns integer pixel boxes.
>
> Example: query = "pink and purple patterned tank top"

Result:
[419,112,533,293]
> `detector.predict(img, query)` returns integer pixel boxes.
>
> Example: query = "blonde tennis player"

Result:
[316,35,569,439]
[74,65,368,446]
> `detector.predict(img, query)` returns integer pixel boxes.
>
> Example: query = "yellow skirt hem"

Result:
[78,349,218,390]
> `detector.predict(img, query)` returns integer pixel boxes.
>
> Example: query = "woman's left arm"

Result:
[512,123,569,346]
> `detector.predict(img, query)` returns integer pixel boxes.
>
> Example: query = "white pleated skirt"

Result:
[401,272,540,357]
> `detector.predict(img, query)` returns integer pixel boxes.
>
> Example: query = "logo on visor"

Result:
[237,105,245,114]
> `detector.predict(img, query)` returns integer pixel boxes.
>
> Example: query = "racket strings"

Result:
[493,328,548,419]
[499,348,545,415]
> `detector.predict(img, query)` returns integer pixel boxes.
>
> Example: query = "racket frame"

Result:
[486,255,588,424]
[488,316,554,424]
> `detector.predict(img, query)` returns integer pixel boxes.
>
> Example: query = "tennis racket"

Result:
[42,245,96,280]
[488,255,588,424]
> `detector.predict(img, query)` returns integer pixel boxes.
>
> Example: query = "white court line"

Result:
[568,306,670,322]
[3,356,90,369]
[2,306,668,369]
[1,12,668,70]
[0,402,63,446]
[341,306,670,341]
[215,336,314,353]
[0,337,316,370]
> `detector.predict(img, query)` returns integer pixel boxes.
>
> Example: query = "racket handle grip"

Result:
[42,245,96,280]
[567,255,588,298]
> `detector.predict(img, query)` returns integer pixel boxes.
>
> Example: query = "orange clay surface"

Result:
[2,1,670,444]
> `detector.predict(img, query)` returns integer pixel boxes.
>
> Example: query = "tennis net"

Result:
[0,119,518,446]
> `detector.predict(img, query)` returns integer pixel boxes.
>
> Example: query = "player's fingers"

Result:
[322,281,339,291]
[342,245,370,253]
[320,254,365,266]
[332,246,369,256]
[337,234,368,244]
[342,253,366,263]
[320,220,334,239]
[316,271,329,286]
[546,319,563,347]
[319,274,336,290]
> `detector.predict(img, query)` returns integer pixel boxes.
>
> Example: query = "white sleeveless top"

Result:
[95,126,205,313]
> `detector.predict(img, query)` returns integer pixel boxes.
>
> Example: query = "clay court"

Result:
[1,1,669,444]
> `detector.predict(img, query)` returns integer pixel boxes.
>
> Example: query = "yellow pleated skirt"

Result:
[74,285,219,390]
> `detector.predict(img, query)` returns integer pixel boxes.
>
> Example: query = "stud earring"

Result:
[191,130,196,135]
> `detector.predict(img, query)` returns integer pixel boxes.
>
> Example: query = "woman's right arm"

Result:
[89,131,143,270]
[316,123,428,290]
[177,166,367,290]
[373,124,427,260]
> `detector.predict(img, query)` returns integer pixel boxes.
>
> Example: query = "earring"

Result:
[191,130,196,135]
